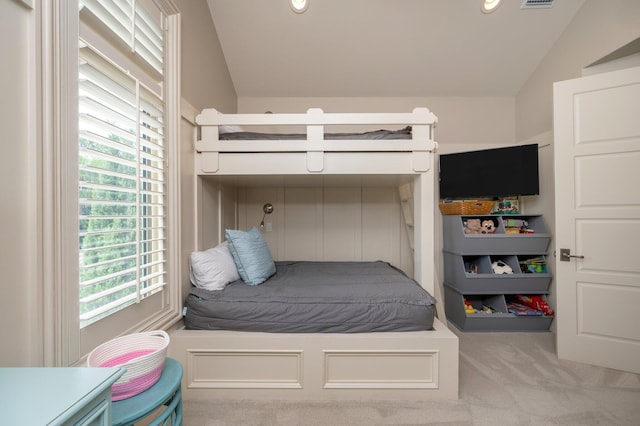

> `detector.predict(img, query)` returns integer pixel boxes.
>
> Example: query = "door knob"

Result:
[560,248,584,262]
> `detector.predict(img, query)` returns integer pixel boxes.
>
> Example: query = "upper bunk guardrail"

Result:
[194,107,438,154]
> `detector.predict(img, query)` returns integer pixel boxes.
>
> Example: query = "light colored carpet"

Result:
[182,330,640,425]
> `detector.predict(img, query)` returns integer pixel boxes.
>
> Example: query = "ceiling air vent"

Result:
[521,0,555,9]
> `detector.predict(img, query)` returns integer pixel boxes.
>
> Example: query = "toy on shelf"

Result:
[463,298,475,314]
[481,219,496,234]
[506,301,543,316]
[463,218,483,234]
[480,305,496,314]
[464,218,497,234]
[503,218,534,234]
[519,257,547,273]
[491,197,520,214]
[507,295,554,316]
[491,260,513,274]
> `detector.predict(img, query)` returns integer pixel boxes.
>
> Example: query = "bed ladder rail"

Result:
[398,183,448,325]
[398,183,415,251]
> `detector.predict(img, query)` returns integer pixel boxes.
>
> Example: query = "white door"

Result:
[553,65,640,374]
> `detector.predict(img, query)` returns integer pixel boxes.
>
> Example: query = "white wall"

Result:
[235,185,414,277]
[173,0,237,113]
[0,0,41,366]
[583,51,640,76]
[516,0,640,141]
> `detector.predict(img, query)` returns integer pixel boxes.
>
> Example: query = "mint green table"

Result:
[0,366,125,425]
[111,357,183,426]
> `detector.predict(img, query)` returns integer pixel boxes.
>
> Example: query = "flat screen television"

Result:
[438,144,539,199]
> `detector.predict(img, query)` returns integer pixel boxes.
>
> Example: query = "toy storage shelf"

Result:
[443,214,550,255]
[442,214,554,332]
[443,253,551,294]
[444,287,554,332]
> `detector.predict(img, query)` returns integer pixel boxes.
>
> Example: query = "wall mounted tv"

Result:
[438,144,539,199]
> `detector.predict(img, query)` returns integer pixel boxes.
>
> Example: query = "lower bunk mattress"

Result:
[184,261,436,333]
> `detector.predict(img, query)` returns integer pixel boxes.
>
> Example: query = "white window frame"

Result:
[39,0,181,366]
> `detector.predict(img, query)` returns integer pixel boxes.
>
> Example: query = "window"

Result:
[43,0,180,364]
[78,0,167,328]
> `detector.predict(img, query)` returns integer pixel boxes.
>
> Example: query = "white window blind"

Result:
[78,0,166,327]
[79,0,163,75]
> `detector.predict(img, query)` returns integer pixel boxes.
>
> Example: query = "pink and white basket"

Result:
[87,330,170,401]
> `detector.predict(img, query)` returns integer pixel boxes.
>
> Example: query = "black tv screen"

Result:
[438,144,539,199]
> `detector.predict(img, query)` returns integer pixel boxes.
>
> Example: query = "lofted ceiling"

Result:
[207,0,585,98]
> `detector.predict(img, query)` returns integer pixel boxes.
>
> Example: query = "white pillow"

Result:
[189,241,240,291]
[219,125,244,134]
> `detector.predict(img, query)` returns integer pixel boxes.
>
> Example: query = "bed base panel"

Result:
[168,318,458,401]
[197,151,434,175]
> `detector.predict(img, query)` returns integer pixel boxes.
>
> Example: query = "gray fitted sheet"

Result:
[184,261,436,333]
[219,127,412,140]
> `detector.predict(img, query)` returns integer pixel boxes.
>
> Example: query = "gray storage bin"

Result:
[443,252,551,294]
[444,286,554,332]
[442,215,550,255]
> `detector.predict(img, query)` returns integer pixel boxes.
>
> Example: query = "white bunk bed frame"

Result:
[169,107,459,400]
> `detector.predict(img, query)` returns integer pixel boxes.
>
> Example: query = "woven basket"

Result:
[87,330,170,401]
[439,200,494,215]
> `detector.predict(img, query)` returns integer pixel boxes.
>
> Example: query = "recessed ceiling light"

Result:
[481,0,502,13]
[290,0,309,14]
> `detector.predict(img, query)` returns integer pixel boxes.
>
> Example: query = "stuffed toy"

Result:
[481,219,496,234]
[463,218,482,234]
[492,260,513,274]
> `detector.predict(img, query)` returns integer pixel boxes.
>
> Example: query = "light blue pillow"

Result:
[225,227,276,285]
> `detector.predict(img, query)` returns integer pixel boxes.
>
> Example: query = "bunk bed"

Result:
[168,107,459,400]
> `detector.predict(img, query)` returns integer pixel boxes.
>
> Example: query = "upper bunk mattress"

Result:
[219,127,412,140]
[184,261,436,333]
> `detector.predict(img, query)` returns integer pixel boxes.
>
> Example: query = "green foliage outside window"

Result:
[79,133,139,322]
